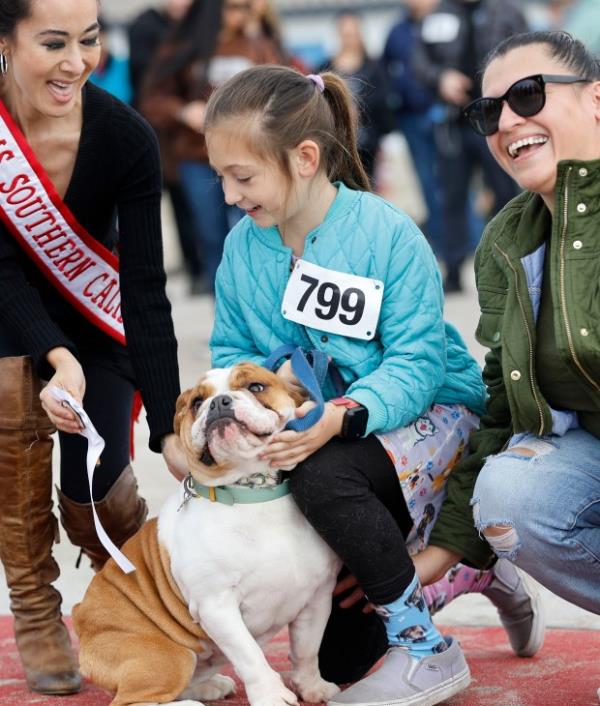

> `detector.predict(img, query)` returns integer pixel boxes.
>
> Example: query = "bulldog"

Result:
[73,363,342,706]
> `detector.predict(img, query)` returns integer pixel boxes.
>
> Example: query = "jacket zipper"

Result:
[494,242,545,435]
[558,168,600,392]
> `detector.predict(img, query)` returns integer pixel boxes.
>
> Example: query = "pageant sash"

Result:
[0,100,125,345]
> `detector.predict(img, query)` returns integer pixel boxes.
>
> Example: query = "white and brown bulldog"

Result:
[73,363,342,706]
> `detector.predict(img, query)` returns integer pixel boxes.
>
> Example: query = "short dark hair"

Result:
[482,31,600,81]
[0,0,30,37]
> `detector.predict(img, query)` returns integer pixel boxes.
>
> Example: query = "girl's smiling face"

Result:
[0,0,101,117]
[206,124,304,230]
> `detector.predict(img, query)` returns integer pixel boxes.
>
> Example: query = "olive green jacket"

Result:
[429,159,600,568]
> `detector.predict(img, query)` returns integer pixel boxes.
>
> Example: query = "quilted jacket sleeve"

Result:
[346,221,447,434]
[210,237,265,368]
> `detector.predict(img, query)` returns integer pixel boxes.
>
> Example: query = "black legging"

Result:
[289,435,415,683]
[59,357,135,503]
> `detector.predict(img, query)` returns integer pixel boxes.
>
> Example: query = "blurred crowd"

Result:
[94,0,598,295]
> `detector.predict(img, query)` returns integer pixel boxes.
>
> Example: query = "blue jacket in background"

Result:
[210,183,486,435]
[382,11,435,115]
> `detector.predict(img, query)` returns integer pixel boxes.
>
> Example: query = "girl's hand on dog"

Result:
[261,402,345,469]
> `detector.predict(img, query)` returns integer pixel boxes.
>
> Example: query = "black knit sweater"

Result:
[0,83,180,452]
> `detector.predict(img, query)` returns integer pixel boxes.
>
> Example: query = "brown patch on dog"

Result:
[230,363,308,409]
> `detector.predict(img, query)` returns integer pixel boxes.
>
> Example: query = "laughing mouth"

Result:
[508,136,548,159]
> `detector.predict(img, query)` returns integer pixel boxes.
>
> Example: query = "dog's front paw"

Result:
[294,677,340,703]
[187,674,237,701]
[248,678,299,706]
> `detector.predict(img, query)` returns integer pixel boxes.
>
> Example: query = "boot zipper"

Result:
[558,168,600,392]
[494,243,545,435]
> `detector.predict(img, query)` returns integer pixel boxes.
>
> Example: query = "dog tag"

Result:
[281,259,383,340]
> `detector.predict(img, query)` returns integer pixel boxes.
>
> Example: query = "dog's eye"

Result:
[191,396,204,413]
[248,382,265,393]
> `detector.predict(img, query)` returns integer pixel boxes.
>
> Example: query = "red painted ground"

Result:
[0,617,598,706]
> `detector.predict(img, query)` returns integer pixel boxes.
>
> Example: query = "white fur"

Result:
[158,367,342,706]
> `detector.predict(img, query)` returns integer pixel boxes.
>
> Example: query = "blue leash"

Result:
[263,345,329,431]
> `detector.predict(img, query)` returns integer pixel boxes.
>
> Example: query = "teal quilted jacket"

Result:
[210,183,485,435]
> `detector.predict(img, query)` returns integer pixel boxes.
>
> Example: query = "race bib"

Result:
[281,260,383,340]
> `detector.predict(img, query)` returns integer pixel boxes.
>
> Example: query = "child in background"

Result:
[204,65,541,706]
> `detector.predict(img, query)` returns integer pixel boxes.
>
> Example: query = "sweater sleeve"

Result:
[346,221,447,434]
[0,224,78,375]
[113,108,181,452]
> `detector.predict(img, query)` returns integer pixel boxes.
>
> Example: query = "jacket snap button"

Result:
[492,331,500,342]
[573,240,583,250]
[576,203,587,214]
[579,168,588,177]
[580,328,589,337]
[320,335,328,343]
[510,370,521,381]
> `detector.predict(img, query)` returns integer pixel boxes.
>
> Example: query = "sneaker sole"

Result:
[327,667,471,706]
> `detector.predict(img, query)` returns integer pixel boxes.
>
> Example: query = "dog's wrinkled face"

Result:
[175,363,305,485]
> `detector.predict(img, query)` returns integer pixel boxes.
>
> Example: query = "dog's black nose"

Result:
[206,394,235,426]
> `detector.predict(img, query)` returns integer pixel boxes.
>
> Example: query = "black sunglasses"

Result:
[464,74,590,137]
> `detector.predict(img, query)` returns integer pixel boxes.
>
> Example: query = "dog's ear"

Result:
[174,388,194,435]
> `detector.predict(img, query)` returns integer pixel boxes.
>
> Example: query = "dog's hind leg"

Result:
[80,630,197,706]
[179,673,236,701]
[288,587,340,703]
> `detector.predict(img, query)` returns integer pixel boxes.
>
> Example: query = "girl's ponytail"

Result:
[321,72,371,192]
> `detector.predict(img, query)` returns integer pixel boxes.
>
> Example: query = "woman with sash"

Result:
[0,0,187,695]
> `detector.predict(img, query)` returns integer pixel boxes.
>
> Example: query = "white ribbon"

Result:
[50,387,136,573]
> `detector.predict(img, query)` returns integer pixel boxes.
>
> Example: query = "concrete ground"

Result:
[1,135,599,636]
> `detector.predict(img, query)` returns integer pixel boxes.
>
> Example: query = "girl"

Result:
[0,0,186,695]
[204,65,533,706]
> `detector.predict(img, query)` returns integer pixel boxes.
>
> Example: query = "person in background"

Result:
[128,0,203,295]
[0,0,187,695]
[140,0,279,294]
[318,12,391,184]
[382,0,442,253]
[89,16,132,104]
[413,0,526,293]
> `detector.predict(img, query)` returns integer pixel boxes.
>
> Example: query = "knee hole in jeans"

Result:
[483,525,518,553]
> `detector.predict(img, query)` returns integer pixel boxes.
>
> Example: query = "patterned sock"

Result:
[373,574,448,659]
[423,563,494,616]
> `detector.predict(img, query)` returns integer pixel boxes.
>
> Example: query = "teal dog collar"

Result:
[181,474,291,508]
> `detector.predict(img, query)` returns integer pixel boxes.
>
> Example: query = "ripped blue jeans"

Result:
[472,428,600,615]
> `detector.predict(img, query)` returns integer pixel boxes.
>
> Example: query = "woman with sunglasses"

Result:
[424,30,600,629]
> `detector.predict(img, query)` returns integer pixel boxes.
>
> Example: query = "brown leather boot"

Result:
[0,356,81,695]
[57,465,148,571]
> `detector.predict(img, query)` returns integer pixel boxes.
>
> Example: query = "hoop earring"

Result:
[0,52,7,76]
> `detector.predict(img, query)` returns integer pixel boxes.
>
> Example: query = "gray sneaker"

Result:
[327,637,470,706]
[482,558,545,657]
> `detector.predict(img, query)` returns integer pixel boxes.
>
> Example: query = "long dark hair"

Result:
[0,0,30,37]
[145,0,223,88]
[482,31,600,80]
[205,65,371,191]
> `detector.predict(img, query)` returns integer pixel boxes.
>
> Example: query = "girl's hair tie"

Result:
[306,74,325,93]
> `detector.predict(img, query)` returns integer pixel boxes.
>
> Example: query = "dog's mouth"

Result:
[199,417,271,467]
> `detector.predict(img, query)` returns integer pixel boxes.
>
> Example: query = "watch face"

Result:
[343,406,369,439]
